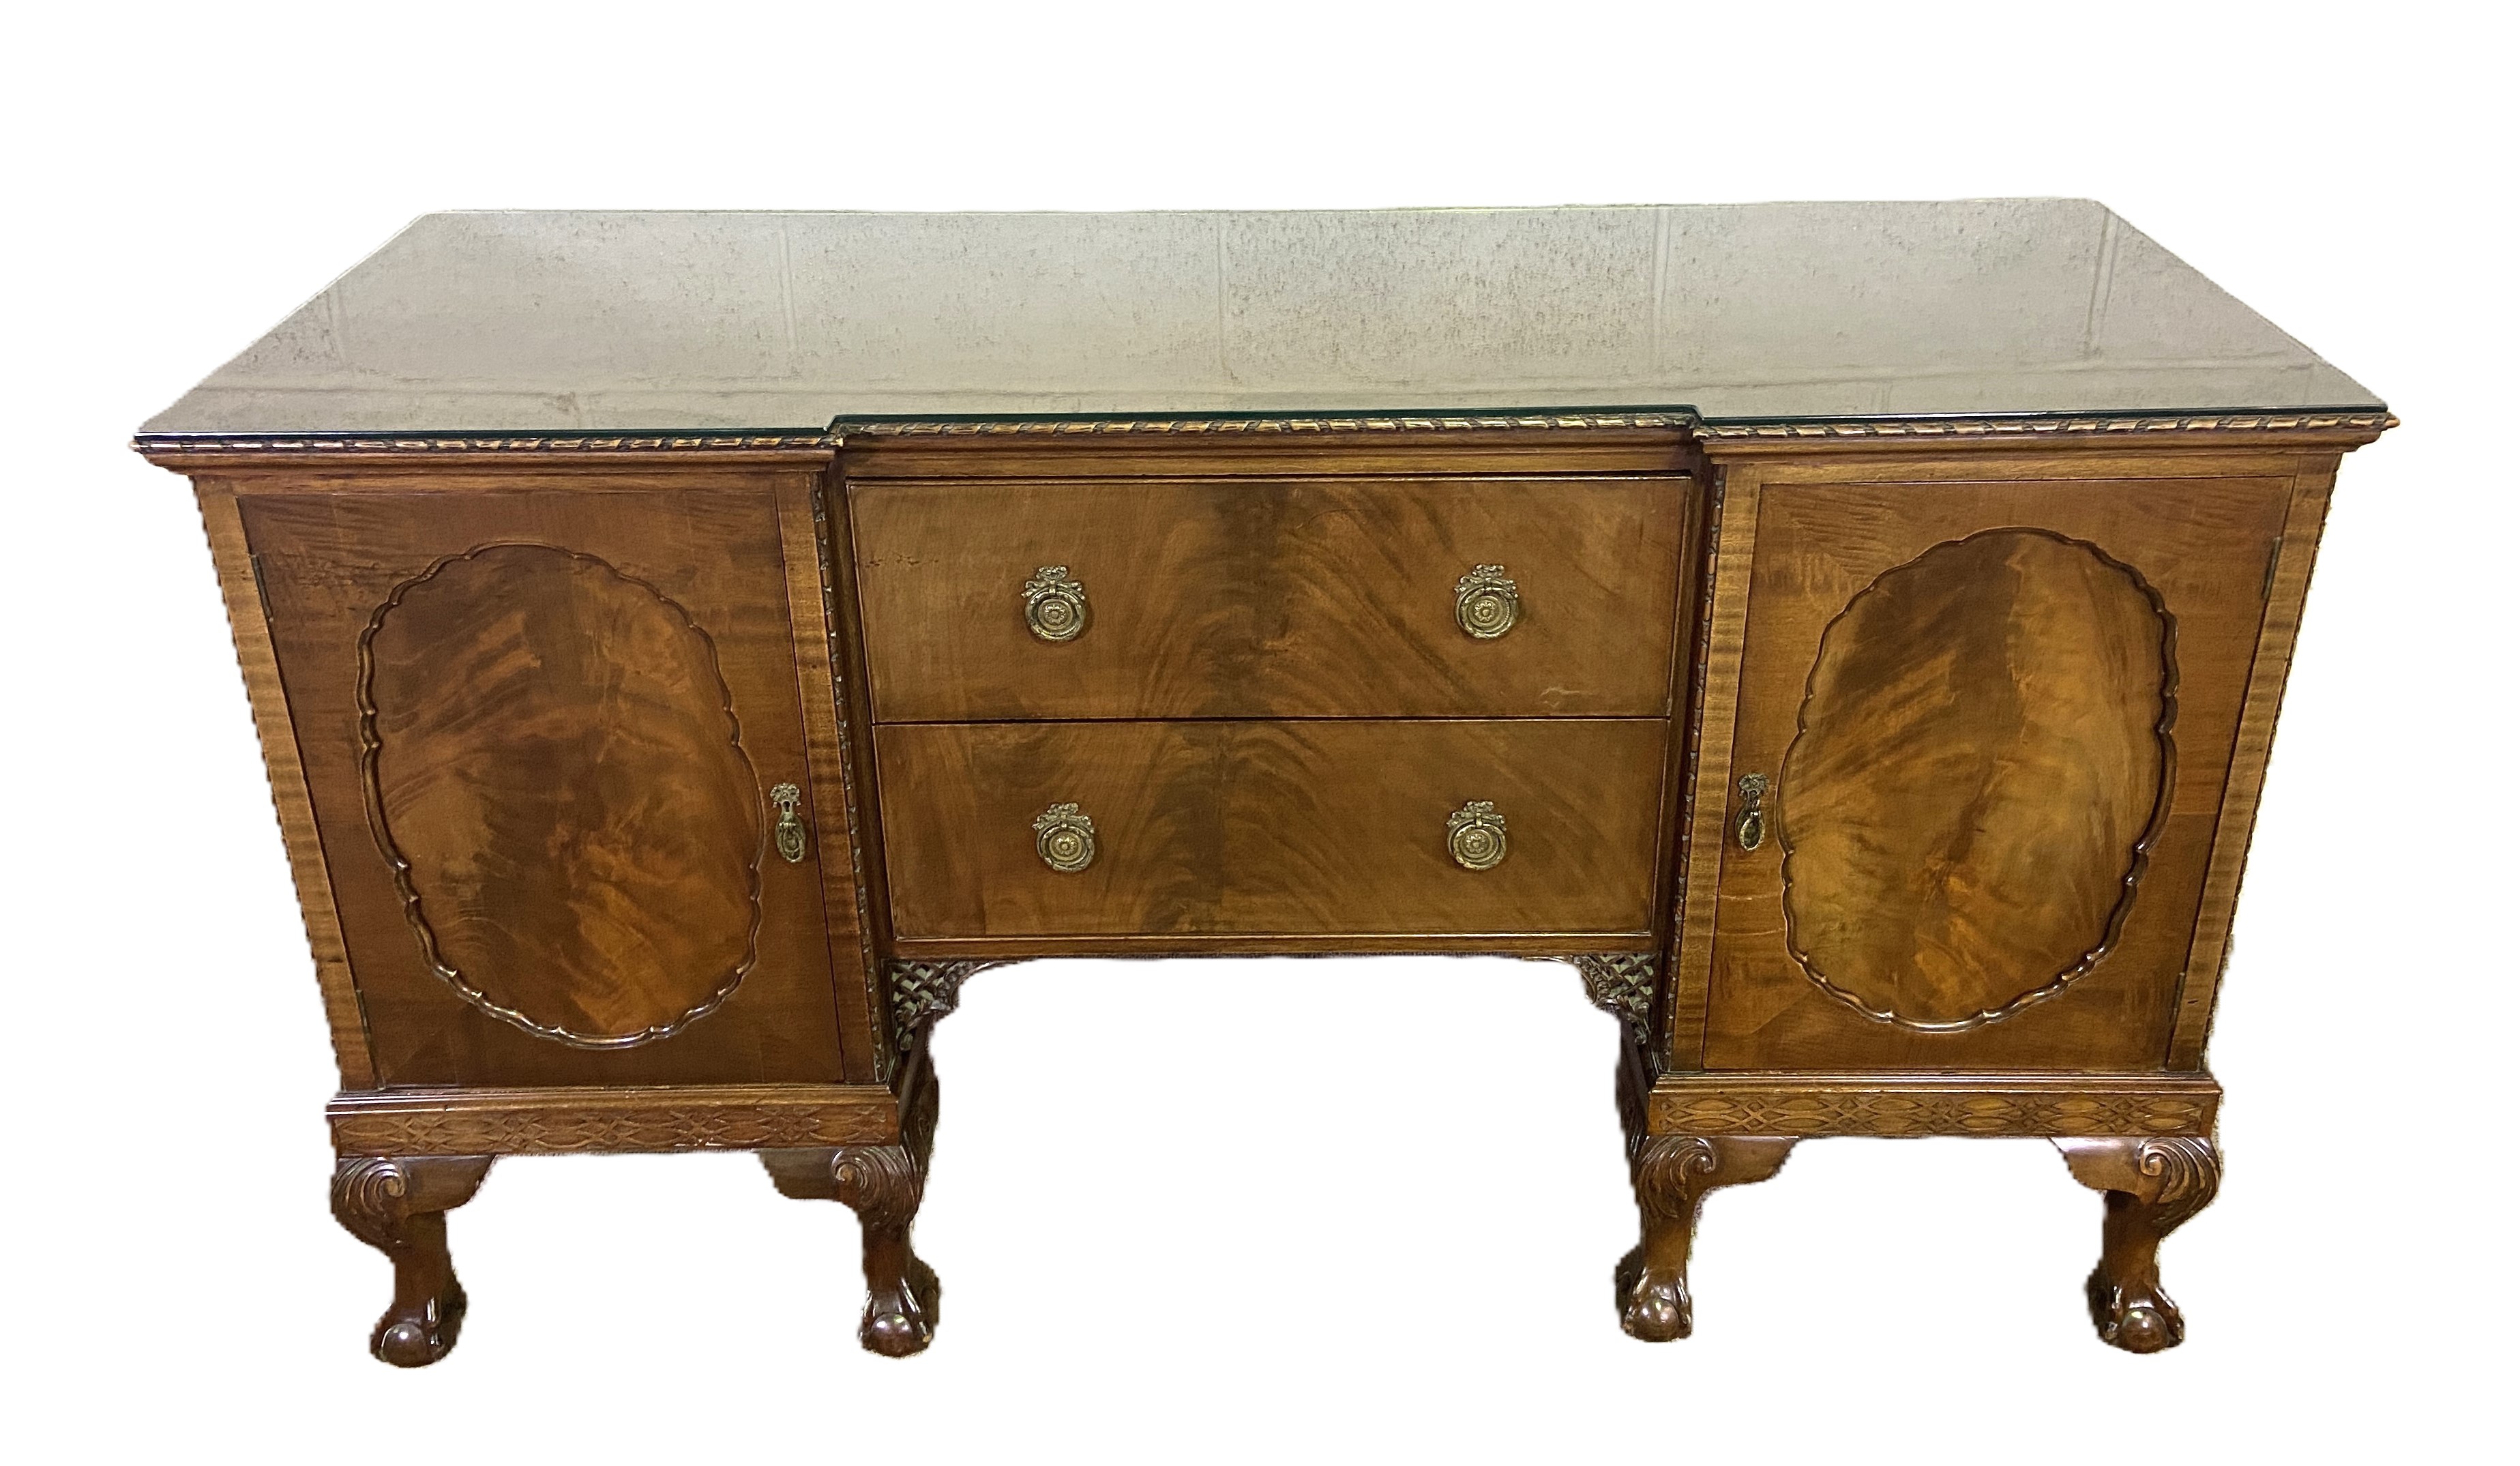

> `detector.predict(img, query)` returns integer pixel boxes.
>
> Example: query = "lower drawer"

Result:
[876,720,1671,941]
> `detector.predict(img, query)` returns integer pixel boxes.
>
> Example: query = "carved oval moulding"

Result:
[359,544,765,1047]
[1779,529,2176,1029]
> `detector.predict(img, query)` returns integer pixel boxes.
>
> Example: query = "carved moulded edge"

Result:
[133,433,837,456]
[133,410,2395,458]
[328,1086,900,1156]
[834,413,1694,437]
[1648,1074,2220,1138]
[1693,410,2397,442]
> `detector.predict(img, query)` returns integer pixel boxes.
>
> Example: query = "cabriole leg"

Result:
[329,1154,495,1367]
[2056,1136,2222,1353]
[763,1046,941,1356]
[1616,1134,1794,1340]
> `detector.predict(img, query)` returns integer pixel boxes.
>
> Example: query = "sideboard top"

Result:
[140,201,2380,437]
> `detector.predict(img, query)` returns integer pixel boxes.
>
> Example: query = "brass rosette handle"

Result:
[1024,566,1089,643]
[1734,773,1769,851]
[769,782,809,864]
[1447,800,1509,871]
[1034,802,1097,873]
[1455,564,1520,639]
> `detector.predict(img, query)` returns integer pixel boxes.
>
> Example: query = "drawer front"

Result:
[850,475,1689,720]
[876,719,1670,941]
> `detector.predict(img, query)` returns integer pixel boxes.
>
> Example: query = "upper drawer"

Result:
[848,475,1689,720]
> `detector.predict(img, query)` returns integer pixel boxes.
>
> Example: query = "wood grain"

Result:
[1664,470,1760,1069]
[876,719,1670,939]
[1780,529,2173,1029]
[775,475,883,1083]
[359,543,763,1046]
[194,484,376,1087]
[848,475,1688,720]
[240,476,850,1089]
[2166,455,2341,1068]
[1699,466,2292,1070]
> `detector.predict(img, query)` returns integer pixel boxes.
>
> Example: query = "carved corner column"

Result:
[765,1018,946,1356]
[2056,1136,2222,1353]
[329,1154,495,1367]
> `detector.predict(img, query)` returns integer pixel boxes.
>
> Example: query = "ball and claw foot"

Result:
[2087,1267,2183,1355]
[861,1255,941,1357]
[1615,1246,1693,1342]
[2056,1136,2220,1355]
[1616,1135,1793,1343]
[330,1154,495,1368]
[373,1282,469,1368]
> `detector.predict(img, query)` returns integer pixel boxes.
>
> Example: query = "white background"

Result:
[3,2,2510,1461]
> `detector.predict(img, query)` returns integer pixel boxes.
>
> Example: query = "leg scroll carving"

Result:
[2056,1135,2222,1353]
[329,1154,494,1367]
[1615,1134,1794,1340]
[764,1042,943,1356]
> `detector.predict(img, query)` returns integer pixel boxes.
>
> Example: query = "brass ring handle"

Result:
[1734,773,1769,852]
[1024,566,1089,643]
[1034,802,1097,873]
[1447,800,1509,870]
[1455,564,1520,639]
[770,782,809,864]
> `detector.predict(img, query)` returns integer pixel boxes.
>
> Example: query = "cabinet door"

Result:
[237,474,876,1087]
[1689,466,2296,1070]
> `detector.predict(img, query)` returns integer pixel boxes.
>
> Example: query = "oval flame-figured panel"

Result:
[1779,529,2175,1029]
[358,544,765,1046]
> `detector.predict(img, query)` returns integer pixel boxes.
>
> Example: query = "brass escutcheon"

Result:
[1024,566,1089,642]
[1455,564,1520,639]
[1447,800,1509,870]
[1034,802,1097,873]
[770,782,808,864]
[1735,773,1769,852]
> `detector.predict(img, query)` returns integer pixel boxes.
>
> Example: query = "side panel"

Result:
[236,471,869,1086]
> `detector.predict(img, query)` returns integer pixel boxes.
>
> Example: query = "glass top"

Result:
[140,201,2380,436]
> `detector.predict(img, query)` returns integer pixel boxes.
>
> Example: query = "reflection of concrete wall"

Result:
[144,201,2377,433]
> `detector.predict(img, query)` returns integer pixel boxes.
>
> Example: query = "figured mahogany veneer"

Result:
[140,203,2390,1367]
[876,717,1671,943]
[849,475,1689,720]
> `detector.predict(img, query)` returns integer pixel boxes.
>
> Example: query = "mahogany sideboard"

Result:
[137,203,2390,1364]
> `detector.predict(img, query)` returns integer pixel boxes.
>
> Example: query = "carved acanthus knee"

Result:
[762,1037,944,1357]
[2056,1135,2222,1353]
[1616,1134,1793,1342]
[329,1154,494,1367]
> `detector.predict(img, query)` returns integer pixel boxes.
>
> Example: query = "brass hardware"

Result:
[1447,800,1509,870]
[1734,773,1770,852]
[1455,564,1520,639]
[770,782,808,864]
[1024,566,1089,642]
[1034,802,1097,873]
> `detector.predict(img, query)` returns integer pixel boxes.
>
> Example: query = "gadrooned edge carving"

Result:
[1693,410,2397,441]
[136,433,836,454]
[834,412,1695,437]
[355,543,767,1049]
[1573,954,1660,1047]
[134,409,2394,458]
[885,960,1009,1051]
[1779,527,2180,1033]
[1650,1087,2216,1138]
